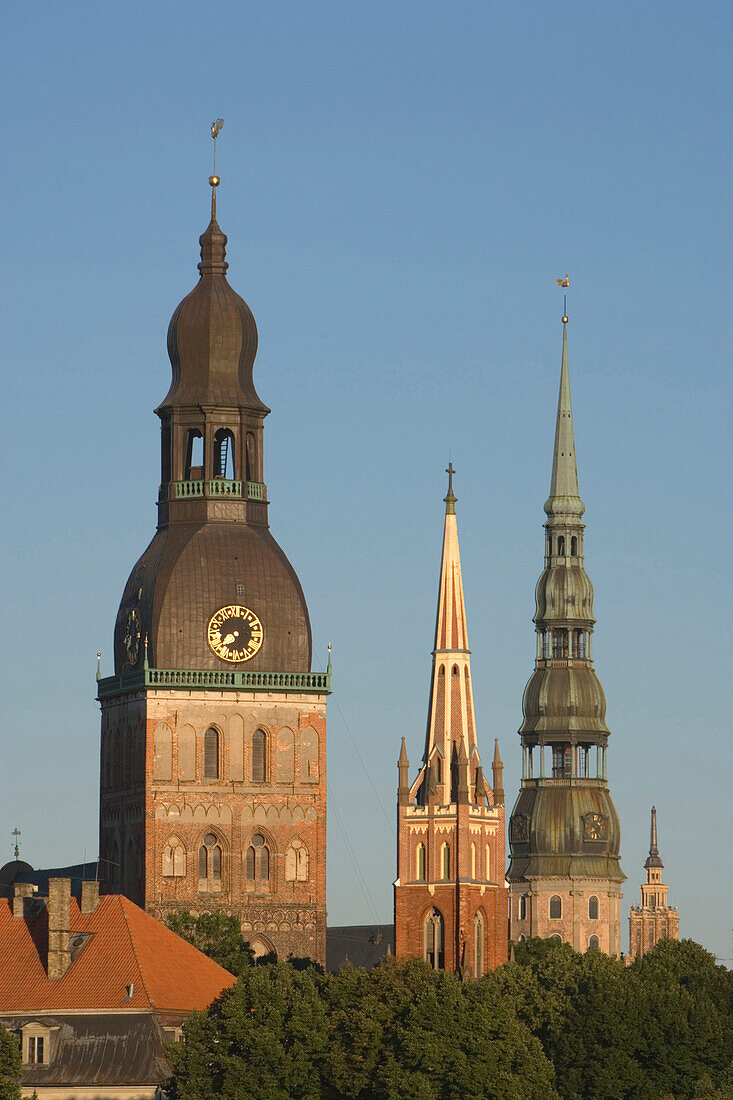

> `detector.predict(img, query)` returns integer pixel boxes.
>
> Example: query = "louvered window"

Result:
[204,728,219,779]
[252,729,266,782]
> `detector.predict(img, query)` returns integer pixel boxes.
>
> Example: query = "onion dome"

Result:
[160,186,267,412]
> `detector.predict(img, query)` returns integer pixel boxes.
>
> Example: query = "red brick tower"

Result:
[97,166,329,965]
[395,468,508,975]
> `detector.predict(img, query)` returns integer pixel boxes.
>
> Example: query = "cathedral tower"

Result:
[628,807,679,958]
[507,317,625,954]
[395,470,508,975]
[97,173,329,964]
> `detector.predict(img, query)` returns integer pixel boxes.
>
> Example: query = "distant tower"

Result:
[394,469,508,975]
[97,170,329,965]
[628,807,679,958]
[507,317,625,954]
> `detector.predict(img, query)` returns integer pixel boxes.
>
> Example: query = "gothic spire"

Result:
[434,464,468,653]
[645,806,664,869]
[420,469,480,794]
[544,320,585,522]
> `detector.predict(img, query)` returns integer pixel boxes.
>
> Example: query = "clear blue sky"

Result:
[1,1,730,959]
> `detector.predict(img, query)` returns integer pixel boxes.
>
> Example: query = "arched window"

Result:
[204,728,219,779]
[588,895,599,920]
[557,535,566,556]
[452,665,459,676]
[162,837,186,877]
[198,832,223,892]
[185,430,204,480]
[441,843,450,880]
[549,934,563,943]
[649,894,656,908]
[299,726,319,783]
[471,843,476,879]
[424,909,444,970]
[549,895,562,919]
[473,910,484,977]
[485,843,491,882]
[245,833,272,889]
[416,843,426,881]
[252,729,267,782]
[571,536,578,556]
[285,839,309,882]
[435,755,443,784]
[213,428,236,479]
[588,935,600,951]
[519,894,527,920]
[552,628,568,659]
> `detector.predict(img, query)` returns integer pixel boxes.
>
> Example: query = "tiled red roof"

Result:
[0,894,235,1013]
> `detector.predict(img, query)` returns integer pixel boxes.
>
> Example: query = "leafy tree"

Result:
[0,1025,22,1100]
[169,962,329,1100]
[165,910,254,975]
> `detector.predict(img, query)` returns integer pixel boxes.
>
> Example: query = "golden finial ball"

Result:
[562,316,569,324]
[209,174,220,187]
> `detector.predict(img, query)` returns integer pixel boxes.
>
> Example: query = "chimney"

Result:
[12,883,36,919]
[80,880,100,914]
[47,878,71,979]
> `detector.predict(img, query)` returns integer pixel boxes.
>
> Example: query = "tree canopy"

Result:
[167,938,733,1100]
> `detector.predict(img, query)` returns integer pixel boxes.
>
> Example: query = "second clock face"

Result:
[207,605,264,663]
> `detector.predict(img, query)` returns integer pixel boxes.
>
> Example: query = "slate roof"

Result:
[0,893,235,1013]
[3,1013,171,1089]
[326,925,394,972]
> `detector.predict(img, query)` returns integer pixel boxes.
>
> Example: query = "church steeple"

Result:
[395,472,508,974]
[420,467,479,803]
[507,314,625,956]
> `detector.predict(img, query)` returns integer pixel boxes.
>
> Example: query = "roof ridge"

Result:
[118,896,154,1008]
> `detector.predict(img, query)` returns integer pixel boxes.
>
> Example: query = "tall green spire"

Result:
[544,321,585,521]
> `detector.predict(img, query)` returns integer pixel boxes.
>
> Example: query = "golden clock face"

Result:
[207,605,264,663]
[584,813,607,841]
[124,608,141,666]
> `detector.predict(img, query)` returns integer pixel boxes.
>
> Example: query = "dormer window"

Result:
[22,1024,55,1065]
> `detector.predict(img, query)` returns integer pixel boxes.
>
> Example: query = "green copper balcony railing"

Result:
[158,480,266,502]
[97,665,331,699]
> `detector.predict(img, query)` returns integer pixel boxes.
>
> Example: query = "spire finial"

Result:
[209,118,224,221]
[11,828,21,861]
[444,462,457,515]
[556,273,570,324]
[96,651,102,682]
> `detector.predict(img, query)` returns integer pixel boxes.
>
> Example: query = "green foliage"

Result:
[0,1026,22,1100]
[169,957,556,1100]
[165,910,254,975]
[168,938,733,1100]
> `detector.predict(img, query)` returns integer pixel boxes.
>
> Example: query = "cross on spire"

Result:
[11,828,20,860]
[444,462,457,514]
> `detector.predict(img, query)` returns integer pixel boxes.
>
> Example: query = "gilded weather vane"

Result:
[556,273,570,323]
[211,118,224,178]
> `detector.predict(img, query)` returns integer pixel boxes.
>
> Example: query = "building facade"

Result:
[0,877,234,1099]
[628,807,679,958]
[507,318,625,954]
[97,175,329,965]
[395,472,508,976]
